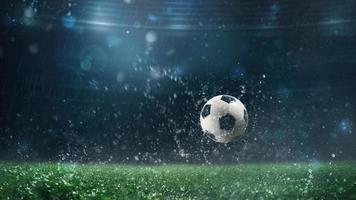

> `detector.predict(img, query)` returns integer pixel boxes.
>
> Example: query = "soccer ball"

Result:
[200,95,248,143]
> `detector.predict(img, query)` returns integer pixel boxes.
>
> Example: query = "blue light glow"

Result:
[107,35,122,48]
[277,86,290,98]
[148,14,159,22]
[62,16,76,28]
[232,66,246,79]
[339,119,353,134]
[270,3,280,15]
[174,66,184,76]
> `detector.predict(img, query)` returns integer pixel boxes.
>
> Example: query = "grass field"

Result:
[0,162,356,199]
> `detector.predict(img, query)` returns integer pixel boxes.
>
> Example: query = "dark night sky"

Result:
[0,0,355,164]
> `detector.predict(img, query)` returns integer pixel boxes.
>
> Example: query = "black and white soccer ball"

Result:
[200,95,248,143]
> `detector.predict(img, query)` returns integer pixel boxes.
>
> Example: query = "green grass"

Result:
[0,162,356,199]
